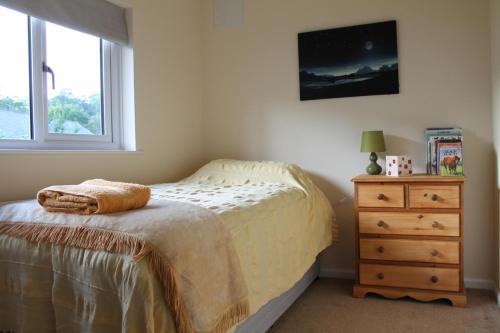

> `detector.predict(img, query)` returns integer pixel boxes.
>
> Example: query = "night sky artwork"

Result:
[298,21,399,100]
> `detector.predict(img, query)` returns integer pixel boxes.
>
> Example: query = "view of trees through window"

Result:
[48,91,102,135]
[0,92,102,139]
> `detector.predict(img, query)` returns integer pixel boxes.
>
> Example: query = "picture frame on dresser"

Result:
[351,174,466,307]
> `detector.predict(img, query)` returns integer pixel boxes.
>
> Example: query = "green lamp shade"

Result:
[360,131,386,153]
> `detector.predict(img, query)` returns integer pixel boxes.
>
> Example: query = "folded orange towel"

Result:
[37,179,151,215]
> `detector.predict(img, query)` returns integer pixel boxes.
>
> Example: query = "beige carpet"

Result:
[267,278,500,333]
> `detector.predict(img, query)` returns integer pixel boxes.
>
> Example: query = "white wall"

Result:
[0,0,205,202]
[202,0,496,281]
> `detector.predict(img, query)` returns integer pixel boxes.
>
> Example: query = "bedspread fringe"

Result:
[0,222,249,333]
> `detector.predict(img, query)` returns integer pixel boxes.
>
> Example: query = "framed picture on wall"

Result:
[298,20,399,101]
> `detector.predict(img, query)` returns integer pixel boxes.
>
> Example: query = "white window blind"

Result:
[0,0,129,45]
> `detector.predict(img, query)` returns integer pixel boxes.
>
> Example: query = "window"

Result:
[0,5,122,150]
[0,6,30,140]
[46,22,103,136]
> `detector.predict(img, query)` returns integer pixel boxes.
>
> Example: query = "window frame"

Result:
[0,14,123,150]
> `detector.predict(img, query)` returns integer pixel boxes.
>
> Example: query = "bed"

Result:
[0,159,337,333]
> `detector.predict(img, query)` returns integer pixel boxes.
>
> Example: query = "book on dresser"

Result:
[425,127,463,175]
[351,174,466,307]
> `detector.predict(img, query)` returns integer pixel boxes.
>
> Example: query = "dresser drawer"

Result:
[357,184,405,208]
[360,238,460,264]
[409,185,460,209]
[360,264,460,291]
[358,212,460,236]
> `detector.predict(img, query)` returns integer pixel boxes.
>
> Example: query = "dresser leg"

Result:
[353,284,466,307]
[449,294,467,307]
[353,285,367,298]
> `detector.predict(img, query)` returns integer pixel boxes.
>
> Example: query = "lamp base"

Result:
[366,152,382,175]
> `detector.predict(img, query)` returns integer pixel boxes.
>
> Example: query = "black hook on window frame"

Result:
[42,62,55,89]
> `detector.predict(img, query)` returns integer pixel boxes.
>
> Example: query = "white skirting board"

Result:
[319,268,499,292]
[235,260,320,333]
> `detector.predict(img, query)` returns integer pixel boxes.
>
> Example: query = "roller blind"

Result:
[0,0,129,45]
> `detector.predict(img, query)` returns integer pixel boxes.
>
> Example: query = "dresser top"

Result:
[352,174,466,183]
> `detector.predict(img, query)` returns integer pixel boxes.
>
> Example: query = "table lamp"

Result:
[360,130,386,175]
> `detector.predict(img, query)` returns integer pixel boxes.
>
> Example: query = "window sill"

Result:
[0,149,143,155]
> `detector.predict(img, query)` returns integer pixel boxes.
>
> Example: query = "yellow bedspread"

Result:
[152,159,338,315]
[0,159,337,332]
[0,199,248,333]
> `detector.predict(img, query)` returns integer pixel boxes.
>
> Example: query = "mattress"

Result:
[0,160,336,332]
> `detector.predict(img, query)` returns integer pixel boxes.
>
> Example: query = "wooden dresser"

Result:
[351,174,466,307]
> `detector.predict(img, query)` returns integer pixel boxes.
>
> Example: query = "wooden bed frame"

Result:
[235,259,319,333]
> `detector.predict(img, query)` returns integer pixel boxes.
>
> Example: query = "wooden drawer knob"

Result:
[417,214,424,219]
[430,276,439,283]
[377,246,384,253]
[377,220,385,227]
[432,221,440,229]
[424,193,439,201]
[377,273,384,280]
[431,249,439,257]
[377,193,385,200]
